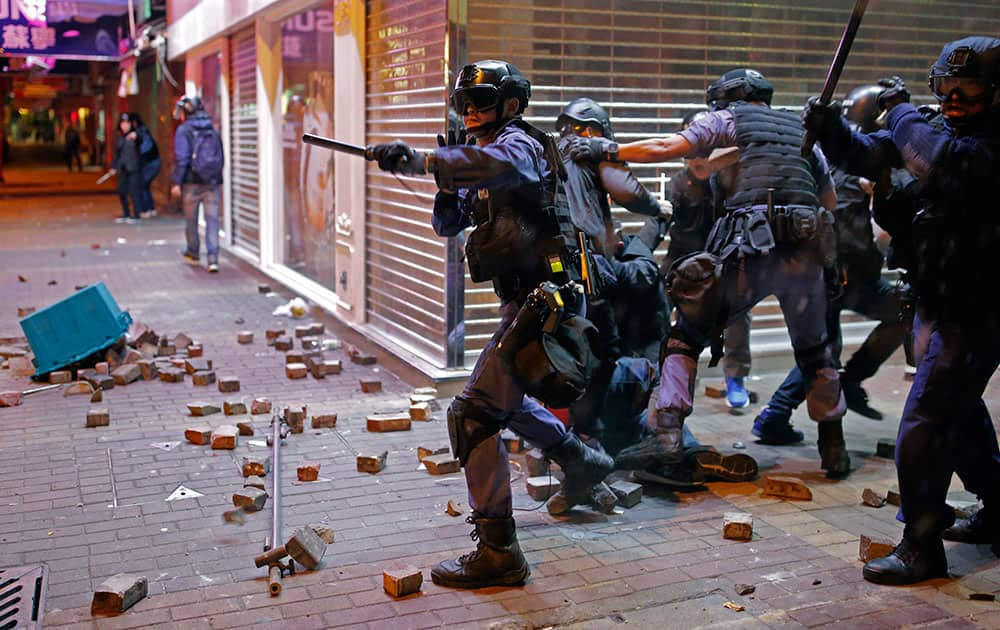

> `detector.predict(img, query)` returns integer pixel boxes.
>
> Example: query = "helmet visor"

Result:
[452,85,500,115]
[930,75,987,102]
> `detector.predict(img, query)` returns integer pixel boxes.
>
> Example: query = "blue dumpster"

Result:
[19,282,132,377]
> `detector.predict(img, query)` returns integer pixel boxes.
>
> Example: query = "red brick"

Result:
[48,370,72,384]
[187,402,221,416]
[86,408,110,428]
[223,400,247,415]
[237,331,254,344]
[357,451,388,474]
[366,413,410,432]
[186,343,204,358]
[409,402,431,421]
[723,512,753,541]
[211,425,239,450]
[242,456,271,477]
[184,358,212,374]
[763,476,812,501]
[297,463,321,482]
[286,363,308,379]
[185,426,212,445]
[191,370,216,386]
[360,379,382,393]
[111,363,140,385]
[311,413,337,429]
[383,566,422,597]
[423,453,460,475]
[218,376,240,393]
[91,573,147,614]
[251,398,272,415]
[232,487,268,512]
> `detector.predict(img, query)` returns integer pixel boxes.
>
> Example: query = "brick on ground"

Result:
[218,376,240,393]
[314,358,338,376]
[859,534,896,562]
[308,322,325,335]
[592,482,617,514]
[265,328,285,342]
[184,358,212,374]
[111,363,140,386]
[501,429,523,453]
[294,325,311,338]
[91,573,147,615]
[417,445,450,462]
[286,363,308,379]
[409,402,431,421]
[136,359,157,381]
[610,480,642,508]
[237,331,254,344]
[526,476,561,501]
[187,402,221,416]
[192,370,216,386]
[524,449,549,477]
[251,398,272,415]
[763,476,813,501]
[360,378,382,393]
[237,421,254,436]
[185,426,212,445]
[367,413,410,432]
[224,400,247,415]
[274,336,293,351]
[723,512,754,541]
[94,361,109,375]
[423,453,460,475]
[159,367,185,383]
[211,425,239,449]
[85,408,109,428]
[233,487,268,512]
[285,351,305,364]
[242,456,271,477]
[244,476,266,490]
[186,344,204,358]
[48,370,72,384]
[383,567,422,598]
[122,348,143,364]
[297,463,321,481]
[63,381,94,396]
[174,333,193,350]
[90,388,103,402]
[357,452,388,473]
[312,413,337,429]
[861,488,886,508]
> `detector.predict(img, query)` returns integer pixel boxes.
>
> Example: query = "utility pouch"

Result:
[744,210,776,254]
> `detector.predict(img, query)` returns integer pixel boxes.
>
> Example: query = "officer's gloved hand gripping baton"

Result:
[801,0,869,157]
[303,133,423,173]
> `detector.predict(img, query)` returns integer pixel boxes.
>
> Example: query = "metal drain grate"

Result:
[0,565,48,630]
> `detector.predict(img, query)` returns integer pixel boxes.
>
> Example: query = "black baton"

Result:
[802,0,870,156]
[302,133,370,159]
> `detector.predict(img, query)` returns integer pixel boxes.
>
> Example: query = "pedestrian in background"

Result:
[130,113,161,218]
[110,113,143,224]
[171,95,225,273]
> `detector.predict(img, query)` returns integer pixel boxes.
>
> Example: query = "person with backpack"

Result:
[130,113,161,219]
[171,95,224,272]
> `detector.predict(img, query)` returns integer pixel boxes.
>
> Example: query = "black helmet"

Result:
[555,97,614,140]
[451,60,530,135]
[928,36,1000,108]
[706,68,773,110]
[842,84,884,133]
[174,95,204,117]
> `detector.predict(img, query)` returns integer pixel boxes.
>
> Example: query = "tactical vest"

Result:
[463,118,579,301]
[726,104,820,211]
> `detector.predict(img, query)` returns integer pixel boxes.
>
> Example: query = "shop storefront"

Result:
[166,0,1000,380]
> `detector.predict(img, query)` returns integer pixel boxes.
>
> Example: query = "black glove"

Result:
[436,128,469,148]
[365,140,425,175]
[876,76,910,113]
[801,96,843,138]
[565,136,619,163]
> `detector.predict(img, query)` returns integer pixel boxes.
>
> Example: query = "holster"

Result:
[705,208,775,262]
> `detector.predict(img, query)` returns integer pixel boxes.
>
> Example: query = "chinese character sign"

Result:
[0,1,124,59]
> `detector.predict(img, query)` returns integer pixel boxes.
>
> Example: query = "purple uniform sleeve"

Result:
[432,127,545,192]
[678,109,736,157]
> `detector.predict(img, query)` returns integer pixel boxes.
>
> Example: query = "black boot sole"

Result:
[693,451,759,482]
[862,563,948,586]
[430,565,529,589]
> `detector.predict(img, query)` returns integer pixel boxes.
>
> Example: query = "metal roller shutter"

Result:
[462,0,1000,362]
[366,0,451,365]
[230,27,261,261]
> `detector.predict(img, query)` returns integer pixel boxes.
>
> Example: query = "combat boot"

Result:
[431,514,529,588]
[862,535,948,585]
[544,433,614,514]
[942,507,999,556]
[841,379,882,420]
[817,419,851,477]
[613,408,685,470]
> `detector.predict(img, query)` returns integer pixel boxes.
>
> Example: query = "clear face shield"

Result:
[930,75,988,103]
[451,85,501,116]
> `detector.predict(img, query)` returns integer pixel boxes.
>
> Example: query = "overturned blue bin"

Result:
[19,282,132,378]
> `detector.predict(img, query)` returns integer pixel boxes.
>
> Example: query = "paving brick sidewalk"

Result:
[1,193,998,629]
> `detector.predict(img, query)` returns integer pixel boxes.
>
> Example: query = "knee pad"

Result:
[666,252,723,331]
[447,396,504,466]
[795,342,846,422]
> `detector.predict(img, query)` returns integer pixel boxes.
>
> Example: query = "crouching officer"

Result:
[367,59,614,589]
[566,68,849,477]
[803,36,1000,586]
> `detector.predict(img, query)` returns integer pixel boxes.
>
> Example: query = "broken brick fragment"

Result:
[91,573,147,615]
[383,567,422,598]
[192,371,216,386]
[297,463,321,481]
[357,452,388,473]
[86,408,110,428]
[251,398,272,415]
[311,414,337,429]
[366,413,410,432]
[237,331,254,344]
[423,454,460,475]
[185,426,212,445]
[211,425,239,449]
[723,512,754,541]
[224,400,247,415]
[360,379,382,394]
[218,376,240,393]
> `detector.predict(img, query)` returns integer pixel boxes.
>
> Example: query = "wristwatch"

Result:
[603,141,620,162]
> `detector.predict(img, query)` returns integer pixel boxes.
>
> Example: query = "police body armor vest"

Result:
[727,104,820,211]
[463,118,579,302]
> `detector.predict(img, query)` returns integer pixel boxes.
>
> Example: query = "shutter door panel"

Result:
[366,0,450,364]
[229,27,260,260]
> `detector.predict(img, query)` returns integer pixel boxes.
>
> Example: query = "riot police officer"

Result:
[754,82,909,443]
[555,97,669,256]
[566,68,849,477]
[367,60,614,589]
[803,36,1000,585]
